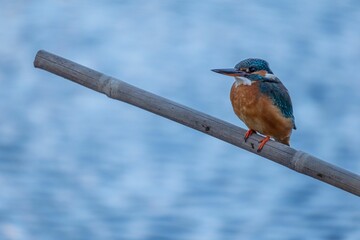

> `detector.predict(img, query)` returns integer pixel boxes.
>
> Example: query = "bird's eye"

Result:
[249,67,256,72]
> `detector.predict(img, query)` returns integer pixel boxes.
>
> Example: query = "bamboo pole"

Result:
[33,50,360,197]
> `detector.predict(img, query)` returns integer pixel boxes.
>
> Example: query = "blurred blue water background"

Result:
[1,0,360,239]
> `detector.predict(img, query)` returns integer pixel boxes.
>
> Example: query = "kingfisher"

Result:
[212,58,296,152]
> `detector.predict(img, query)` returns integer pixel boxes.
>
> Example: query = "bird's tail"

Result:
[278,137,290,146]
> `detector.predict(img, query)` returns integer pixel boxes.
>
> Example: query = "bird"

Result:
[212,58,296,152]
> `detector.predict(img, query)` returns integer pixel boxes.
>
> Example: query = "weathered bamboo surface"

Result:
[34,50,360,197]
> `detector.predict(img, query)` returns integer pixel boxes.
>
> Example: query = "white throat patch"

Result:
[234,76,252,87]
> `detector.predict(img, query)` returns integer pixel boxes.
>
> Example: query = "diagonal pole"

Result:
[34,50,360,197]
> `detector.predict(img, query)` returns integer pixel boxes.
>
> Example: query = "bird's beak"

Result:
[211,68,247,77]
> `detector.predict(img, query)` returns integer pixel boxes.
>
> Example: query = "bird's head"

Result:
[212,58,274,79]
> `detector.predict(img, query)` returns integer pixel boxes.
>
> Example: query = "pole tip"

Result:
[33,49,49,68]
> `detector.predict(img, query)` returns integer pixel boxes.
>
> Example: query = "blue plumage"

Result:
[235,58,273,74]
[259,80,296,129]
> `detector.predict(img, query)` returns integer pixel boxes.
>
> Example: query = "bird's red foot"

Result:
[244,129,255,142]
[257,136,271,152]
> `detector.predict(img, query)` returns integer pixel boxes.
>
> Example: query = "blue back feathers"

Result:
[259,80,296,129]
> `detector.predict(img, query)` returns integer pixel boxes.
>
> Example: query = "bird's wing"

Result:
[259,78,297,130]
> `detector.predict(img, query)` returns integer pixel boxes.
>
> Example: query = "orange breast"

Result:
[230,82,293,145]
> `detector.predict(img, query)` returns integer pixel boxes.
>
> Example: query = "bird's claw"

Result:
[257,136,271,152]
[244,129,255,142]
